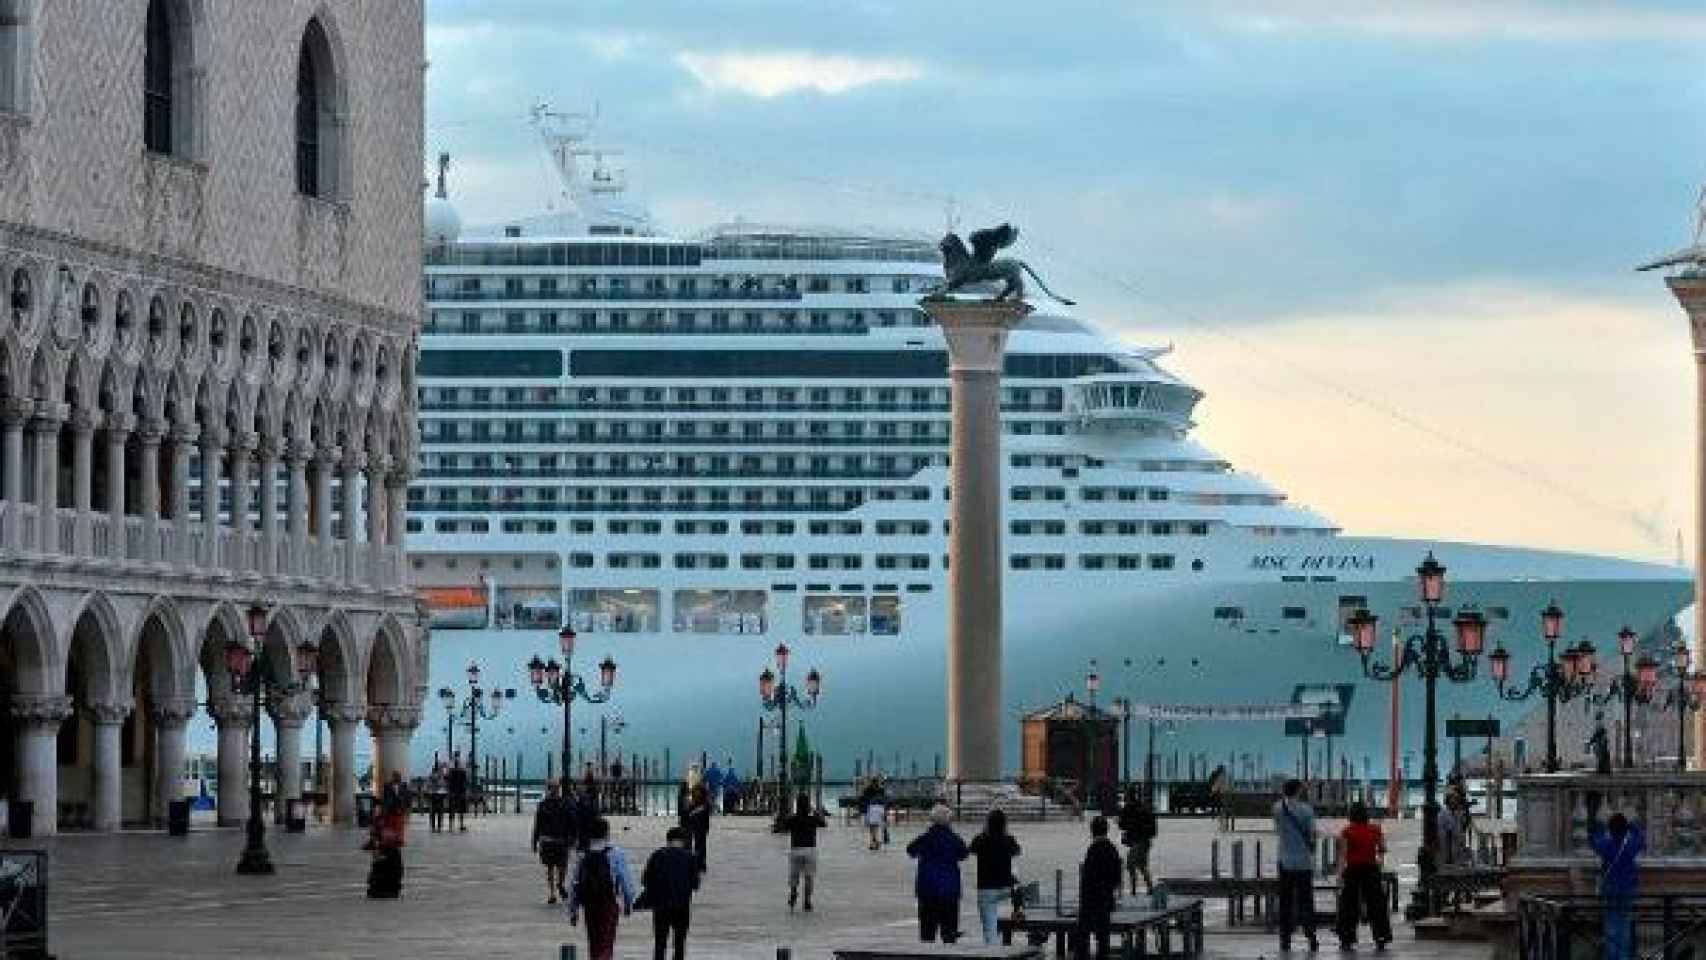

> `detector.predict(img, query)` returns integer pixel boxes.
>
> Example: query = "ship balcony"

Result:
[1068,376,1199,431]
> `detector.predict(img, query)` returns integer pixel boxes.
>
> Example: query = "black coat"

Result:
[533,796,577,845]
[640,845,699,911]
[1079,838,1124,913]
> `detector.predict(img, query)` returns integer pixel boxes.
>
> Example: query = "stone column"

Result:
[365,455,388,585]
[0,398,27,507]
[228,432,254,573]
[312,449,336,577]
[136,420,163,563]
[10,694,73,837]
[339,451,362,584]
[286,444,310,577]
[199,425,224,568]
[269,695,310,823]
[209,698,254,827]
[105,413,132,562]
[30,402,65,553]
[148,698,196,825]
[367,703,421,789]
[86,699,133,832]
[920,296,1032,781]
[325,702,366,824]
[1663,272,1706,770]
[70,408,96,555]
[386,473,409,588]
[168,424,195,565]
[257,440,279,576]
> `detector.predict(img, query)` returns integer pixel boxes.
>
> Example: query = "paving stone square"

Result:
[4,808,1499,959]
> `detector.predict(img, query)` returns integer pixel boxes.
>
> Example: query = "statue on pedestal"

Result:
[929,223,1076,305]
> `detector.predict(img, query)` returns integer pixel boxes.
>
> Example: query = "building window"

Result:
[0,1,30,114]
[144,0,174,153]
[296,18,341,199]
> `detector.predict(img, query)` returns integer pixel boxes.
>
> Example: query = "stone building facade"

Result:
[0,0,426,834]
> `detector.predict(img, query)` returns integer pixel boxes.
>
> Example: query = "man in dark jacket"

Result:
[639,827,699,960]
[532,779,578,904]
[1117,787,1159,895]
[1075,816,1125,959]
[446,754,470,832]
[907,804,970,943]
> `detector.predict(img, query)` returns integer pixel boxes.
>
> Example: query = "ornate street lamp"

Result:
[758,641,821,813]
[527,625,617,780]
[1657,643,1706,772]
[1343,552,1487,920]
[1589,627,1648,769]
[229,603,317,876]
[1486,601,1595,774]
[445,660,515,797]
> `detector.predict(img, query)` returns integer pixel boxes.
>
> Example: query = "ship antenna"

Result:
[435,152,451,201]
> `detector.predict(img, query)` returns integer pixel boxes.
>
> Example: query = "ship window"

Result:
[1282,606,1308,621]
[1148,555,1174,570]
[1214,606,1245,620]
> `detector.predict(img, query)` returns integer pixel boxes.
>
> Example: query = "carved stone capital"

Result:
[9,694,74,728]
[83,698,134,726]
[255,436,283,462]
[364,454,393,478]
[341,448,368,472]
[135,419,168,447]
[147,697,199,729]
[267,693,313,728]
[168,422,199,447]
[28,400,68,431]
[69,406,102,434]
[313,446,342,469]
[324,701,368,726]
[103,411,136,436]
[366,702,421,734]
[227,430,258,455]
[199,424,226,452]
[286,441,314,468]
[207,698,256,728]
[0,397,34,426]
[920,297,1034,373]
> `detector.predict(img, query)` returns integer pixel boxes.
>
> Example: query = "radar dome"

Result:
[425,195,462,246]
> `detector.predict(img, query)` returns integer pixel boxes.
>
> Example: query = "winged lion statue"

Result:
[929,223,1075,305]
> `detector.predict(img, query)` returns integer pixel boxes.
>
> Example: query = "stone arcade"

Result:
[0,0,426,834]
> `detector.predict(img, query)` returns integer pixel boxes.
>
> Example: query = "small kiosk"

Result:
[1020,695,1119,807]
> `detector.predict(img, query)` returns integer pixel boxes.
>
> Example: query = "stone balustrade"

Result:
[1513,771,1706,864]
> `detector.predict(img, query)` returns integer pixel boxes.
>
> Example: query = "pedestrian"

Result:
[582,761,600,807]
[722,765,741,814]
[1272,778,1320,953]
[781,791,827,912]
[1072,815,1124,959]
[427,761,447,833]
[969,808,1021,944]
[568,816,635,960]
[860,777,888,850]
[533,779,578,905]
[1334,801,1392,951]
[907,803,969,943]
[683,782,712,874]
[705,760,725,814]
[447,753,470,833]
[1117,785,1158,896]
[637,827,698,960]
[366,772,409,899]
[1592,812,1644,960]
[1209,764,1234,832]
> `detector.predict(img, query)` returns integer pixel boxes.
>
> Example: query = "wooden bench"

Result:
[998,898,1205,958]
[1158,873,1398,929]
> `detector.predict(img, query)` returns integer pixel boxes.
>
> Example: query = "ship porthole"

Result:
[1191,559,1205,572]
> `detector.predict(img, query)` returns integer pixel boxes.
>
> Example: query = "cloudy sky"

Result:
[423,0,1706,565]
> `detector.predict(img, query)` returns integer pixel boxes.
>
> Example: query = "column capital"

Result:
[267,693,313,728]
[919,296,1033,373]
[9,694,74,727]
[28,400,68,430]
[366,702,422,734]
[324,701,368,725]
[313,446,341,468]
[69,406,102,433]
[286,441,314,467]
[103,411,136,435]
[227,430,258,454]
[147,697,199,729]
[1665,275,1706,353]
[385,469,411,492]
[255,436,284,461]
[167,422,199,447]
[341,447,368,472]
[0,397,33,426]
[82,697,134,726]
[198,423,226,450]
[135,419,168,446]
[207,698,256,728]
[365,453,393,477]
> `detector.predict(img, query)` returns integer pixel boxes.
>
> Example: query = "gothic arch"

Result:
[130,595,192,702]
[0,584,60,694]
[313,608,359,706]
[364,615,409,709]
[63,592,124,704]
[295,10,351,200]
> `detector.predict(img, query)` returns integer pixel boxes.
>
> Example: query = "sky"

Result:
[422,0,1706,565]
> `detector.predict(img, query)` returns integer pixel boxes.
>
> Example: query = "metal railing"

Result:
[1519,894,1706,960]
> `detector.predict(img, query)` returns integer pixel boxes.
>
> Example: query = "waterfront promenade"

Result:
[12,810,1497,958]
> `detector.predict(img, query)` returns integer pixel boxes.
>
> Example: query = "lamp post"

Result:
[1485,601,1594,773]
[227,603,318,876]
[438,661,515,799]
[1587,626,1654,770]
[1110,696,1133,790]
[527,625,617,780]
[1086,661,1105,812]
[758,642,820,811]
[1655,642,1706,772]
[1344,552,1487,919]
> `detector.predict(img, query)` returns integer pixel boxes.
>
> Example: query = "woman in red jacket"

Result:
[1336,801,1392,950]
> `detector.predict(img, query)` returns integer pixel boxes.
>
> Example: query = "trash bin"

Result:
[286,799,307,833]
[167,799,190,836]
[355,793,375,828]
[7,800,33,839]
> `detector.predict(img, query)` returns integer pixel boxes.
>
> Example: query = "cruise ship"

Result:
[408,115,1692,781]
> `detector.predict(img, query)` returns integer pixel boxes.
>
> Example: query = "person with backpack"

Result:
[1073,815,1124,959]
[1334,801,1392,951]
[969,808,1021,944]
[907,803,970,943]
[637,827,698,960]
[568,816,635,960]
[1592,813,1645,960]
[781,791,828,912]
[1117,785,1158,896]
[532,779,578,904]
[1272,778,1320,953]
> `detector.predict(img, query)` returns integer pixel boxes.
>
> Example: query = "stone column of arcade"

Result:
[86,699,133,832]
[9,695,72,836]
[209,698,254,827]
[149,699,197,825]
[367,703,421,788]
[920,296,1033,780]
[326,702,367,824]
[269,695,309,823]
[1661,272,1706,770]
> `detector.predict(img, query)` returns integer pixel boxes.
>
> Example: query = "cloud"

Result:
[1195,0,1706,43]
[674,51,924,98]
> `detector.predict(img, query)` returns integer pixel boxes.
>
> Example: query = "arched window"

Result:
[144,0,173,152]
[0,0,32,114]
[296,18,340,199]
